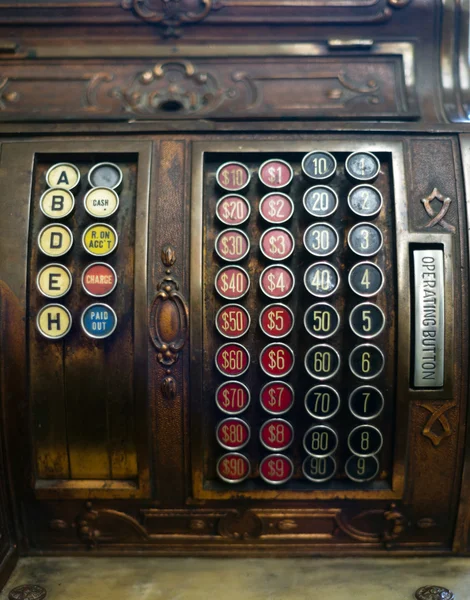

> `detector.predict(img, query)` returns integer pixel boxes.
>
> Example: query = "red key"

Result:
[215,266,250,300]
[217,452,251,483]
[260,381,294,415]
[259,454,294,484]
[216,162,250,191]
[259,303,294,338]
[260,419,294,451]
[215,229,250,262]
[260,343,294,378]
[259,265,295,299]
[216,304,250,339]
[259,159,293,189]
[260,227,294,261]
[215,343,250,377]
[216,417,251,450]
[216,381,251,415]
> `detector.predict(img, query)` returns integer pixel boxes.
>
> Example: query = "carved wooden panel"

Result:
[0,56,417,121]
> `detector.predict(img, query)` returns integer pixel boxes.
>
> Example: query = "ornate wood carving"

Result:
[418,401,457,447]
[335,503,407,543]
[150,244,188,402]
[121,0,218,36]
[218,510,263,540]
[0,55,416,121]
[150,244,189,368]
[111,60,230,115]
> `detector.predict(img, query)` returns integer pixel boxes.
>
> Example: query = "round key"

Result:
[84,187,119,218]
[350,303,385,338]
[304,263,339,298]
[40,188,75,219]
[259,193,294,224]
[215,229,250,262]
[303,223,338,258]
[216,161,251,191]
[260,418,294,452]
[88,162,123,190]
[304,303,340,339]
[82,223,118,257]
[36,304,72,340]
[302,455,337,483]
[260,227,294,261]
[259,303,294,338]
[215,266,250,300]
[348,223,383,257]
[260,381,294,415]
[259,264,295,299]
[215,381,251,415]
[258,159,293,189]
[348,424,383,457]
[303,424,338,458]
[302,151,337,180]
[216,304,251,339]
[260,343,294,378]
[305,344,340,380]
[217,452,251,484]
[348,184,383,218]
[38,224,73,257]
[216,417,250,450]
[304,385,340,420]
[216,194,251,227]
[303,186,338,218]
[81,303,117,339]
[345,455,380,482]
[349,386,384,421]
[348,262,384,297]
[82,262,117,297]
[215,343,250,377]
[46,162,80,190]
[37,264,72,299]
[259,454,294,485]
[349,344,384,379]
[345,151,380,182]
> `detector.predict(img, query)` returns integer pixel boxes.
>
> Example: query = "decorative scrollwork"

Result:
[75,502,149,548]
[335,503,406,543]
[0,77,19,110]
[121,0,218,37]
[149,244,189,367]
[421,188,456,233]
[418,401,457,447]
[111,60,234,116]
[218,510,263,541]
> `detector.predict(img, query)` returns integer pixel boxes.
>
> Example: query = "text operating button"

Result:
[82,223,118,257]
[38,224,73,257]
[81,303,117,339]
[37,264,72,299]
[82,263,117,297]
[36,304,72,339]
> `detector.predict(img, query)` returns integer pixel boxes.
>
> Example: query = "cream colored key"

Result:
[40,188,75,219]
[38,224,73,257]
[45,162,80,190]
[36,304,72,339]
[37,264,72,298]
[84,187,119,218]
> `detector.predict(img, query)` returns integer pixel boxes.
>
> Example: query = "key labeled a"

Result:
[37,264,72,298]
[45,162,80,190]
[36,304,72,339]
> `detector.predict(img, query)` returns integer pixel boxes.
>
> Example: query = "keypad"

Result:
[206,149,394,491]
[34,160,123,341]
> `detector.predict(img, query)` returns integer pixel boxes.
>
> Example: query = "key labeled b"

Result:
[40,188,75,219]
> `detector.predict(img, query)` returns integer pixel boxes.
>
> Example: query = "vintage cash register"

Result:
[1,0,470,596]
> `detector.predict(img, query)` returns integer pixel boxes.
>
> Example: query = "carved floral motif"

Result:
[0,77,19,110]
[421,188,456,233]
[335,503,407,543]
[218,510,263,540]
